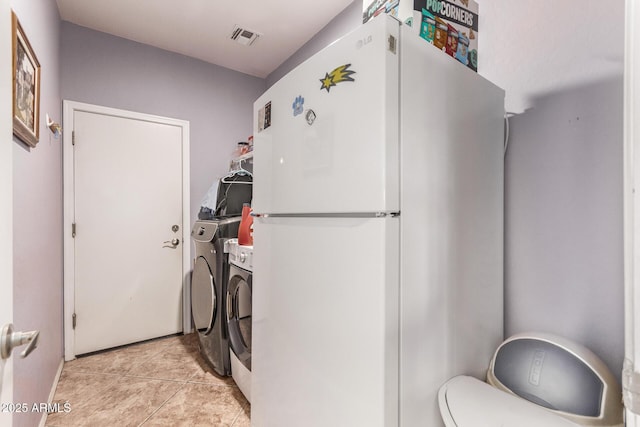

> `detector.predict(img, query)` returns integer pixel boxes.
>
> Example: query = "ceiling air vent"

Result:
[230,25,261,46]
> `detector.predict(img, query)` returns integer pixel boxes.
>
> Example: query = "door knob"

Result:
[163,238,180,248]
[1,323,40,359]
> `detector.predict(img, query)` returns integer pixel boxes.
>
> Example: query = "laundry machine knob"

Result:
[239,252,247,263]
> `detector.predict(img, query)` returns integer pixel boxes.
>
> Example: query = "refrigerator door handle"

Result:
[252,212,400,219]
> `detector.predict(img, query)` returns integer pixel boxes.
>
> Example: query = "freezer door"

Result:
[251,216,399,427]
[253,16,399,215]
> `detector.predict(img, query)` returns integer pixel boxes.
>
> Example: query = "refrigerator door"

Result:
[251,216,400,427]
[253,16,399,215]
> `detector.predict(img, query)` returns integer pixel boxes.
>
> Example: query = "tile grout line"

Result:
[182,369,237,387]
[135,364,228,426]
[66,366,240,387]
[137,380,190,427]
[228,406,245,427]
[62,368,191,384]
[121,366,238,387]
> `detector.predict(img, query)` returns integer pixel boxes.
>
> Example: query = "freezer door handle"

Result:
[252,212,400,219]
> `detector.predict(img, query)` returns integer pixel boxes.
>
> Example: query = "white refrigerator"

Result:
[251,15,505,427]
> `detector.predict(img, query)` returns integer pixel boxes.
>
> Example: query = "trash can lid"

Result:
[438,376,580,427]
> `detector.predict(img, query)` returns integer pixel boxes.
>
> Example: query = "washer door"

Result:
[227,266,252,370]
[192,256,216,334]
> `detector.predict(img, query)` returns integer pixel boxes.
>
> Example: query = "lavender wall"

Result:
[9,1,63,426]
[477,0,625,380]
[266,1,361,88]
[60,22,266,235]
[273,1,625,379]
[503,78,624,378]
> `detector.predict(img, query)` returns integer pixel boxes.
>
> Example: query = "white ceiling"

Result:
[476,0,624,113]
[55,0,354,79]
[55,0,626,113]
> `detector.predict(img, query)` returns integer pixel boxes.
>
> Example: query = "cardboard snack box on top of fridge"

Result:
[362,0,479,72]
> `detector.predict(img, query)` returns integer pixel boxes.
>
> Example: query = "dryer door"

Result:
[192,256,216,334]
[227,265,252,369]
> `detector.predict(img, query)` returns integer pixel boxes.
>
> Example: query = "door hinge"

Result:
[72,223,76,238]
[72,131,75,146]
[72,313,77,329]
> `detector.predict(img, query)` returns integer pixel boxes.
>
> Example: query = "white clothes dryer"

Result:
[225,239,253,402]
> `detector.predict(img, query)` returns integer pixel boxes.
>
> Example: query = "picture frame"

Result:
[12,11,40,147]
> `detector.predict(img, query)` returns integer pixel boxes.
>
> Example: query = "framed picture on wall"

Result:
[11,11,40,147]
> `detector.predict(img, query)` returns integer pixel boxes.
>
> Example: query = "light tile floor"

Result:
[45,333,250,427]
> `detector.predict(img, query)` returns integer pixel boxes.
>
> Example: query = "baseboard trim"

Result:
[39,358,64,427]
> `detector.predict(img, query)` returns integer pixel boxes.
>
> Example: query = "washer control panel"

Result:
[225,238,254,272]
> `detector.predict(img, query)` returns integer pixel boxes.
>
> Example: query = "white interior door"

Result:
[0,1,14,422]
[63,102,190,357]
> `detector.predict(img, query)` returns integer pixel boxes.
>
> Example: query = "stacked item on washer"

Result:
[198,168,253,219]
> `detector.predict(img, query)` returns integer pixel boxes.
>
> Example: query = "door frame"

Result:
[62,101,191,361]
[0,0,14,416]
[625,0,640,423]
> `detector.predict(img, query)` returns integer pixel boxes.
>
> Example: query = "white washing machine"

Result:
[225,238,253,402]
